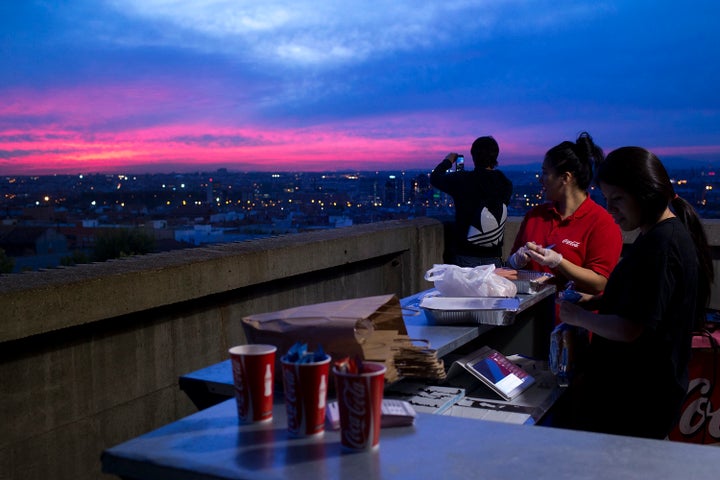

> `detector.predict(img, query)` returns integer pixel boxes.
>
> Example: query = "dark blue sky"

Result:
[1,1,718,174]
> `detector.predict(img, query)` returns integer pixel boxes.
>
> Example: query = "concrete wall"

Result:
[0,218,444,480]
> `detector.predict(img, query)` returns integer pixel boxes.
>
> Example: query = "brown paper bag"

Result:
[393,336,446,381]
[241,294,408,382]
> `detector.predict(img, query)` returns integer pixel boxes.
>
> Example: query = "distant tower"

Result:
[384,175,398,206]
[411,173,432,205]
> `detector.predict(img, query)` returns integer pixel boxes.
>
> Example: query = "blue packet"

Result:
[283,342,327,363]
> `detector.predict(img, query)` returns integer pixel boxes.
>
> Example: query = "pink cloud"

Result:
[0,96,472,174]
[2,85,718,175]
[651,145,720,156]
[1,82,185,125]
[0,83,416,173]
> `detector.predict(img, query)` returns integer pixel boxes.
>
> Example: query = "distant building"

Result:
[329,215,353,228]
[3,166,720,273]
[0,226,69,272]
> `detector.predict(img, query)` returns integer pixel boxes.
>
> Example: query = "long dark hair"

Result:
[544,131,604,191]
[596,146,714,312]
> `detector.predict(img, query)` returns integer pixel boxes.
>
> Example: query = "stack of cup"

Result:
[228,344,277,424]
[333,360,387,451]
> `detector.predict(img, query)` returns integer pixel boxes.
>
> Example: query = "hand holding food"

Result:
[507,245,531,269]
[526,242,563,268]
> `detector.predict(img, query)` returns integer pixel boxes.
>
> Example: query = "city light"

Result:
[3,166,720,275]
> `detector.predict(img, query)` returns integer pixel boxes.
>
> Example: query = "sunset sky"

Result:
[1,1,719,175]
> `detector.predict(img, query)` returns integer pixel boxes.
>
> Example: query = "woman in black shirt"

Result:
[558,146,713,439]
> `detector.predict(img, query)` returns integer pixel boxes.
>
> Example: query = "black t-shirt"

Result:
[430,159,513,258]
[577,218,700,438]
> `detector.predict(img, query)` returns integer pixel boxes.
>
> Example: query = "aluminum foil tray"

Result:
[419,296,521,326]
[513,271,554,294]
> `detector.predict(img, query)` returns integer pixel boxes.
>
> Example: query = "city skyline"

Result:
[2,1,719,175]
[4,164,720,274]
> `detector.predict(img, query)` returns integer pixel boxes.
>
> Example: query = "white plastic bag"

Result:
[424,264,518,298]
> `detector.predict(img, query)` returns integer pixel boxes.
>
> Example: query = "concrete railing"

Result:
[2,216,720,480]
[0,218,444,480]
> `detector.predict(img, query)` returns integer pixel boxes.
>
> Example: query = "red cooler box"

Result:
[668,328,720,445]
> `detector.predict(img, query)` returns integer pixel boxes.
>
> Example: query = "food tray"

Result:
[419,296,521,326]
[513,271,554,294]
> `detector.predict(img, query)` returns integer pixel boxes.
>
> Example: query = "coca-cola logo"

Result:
[284,368,298,403]
[232,363,247,415]
[676,377,720,440]
[284,367,300,431]
[340,379,369,448]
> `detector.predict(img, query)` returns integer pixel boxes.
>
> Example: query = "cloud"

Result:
[2,1,719,175]
[102,0,613,68]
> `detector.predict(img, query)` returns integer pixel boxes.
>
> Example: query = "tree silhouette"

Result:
[0,247,14,274]
[93,229,156,262]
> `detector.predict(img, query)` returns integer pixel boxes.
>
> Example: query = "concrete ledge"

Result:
[0,218,445,479]
[0,218,442,343]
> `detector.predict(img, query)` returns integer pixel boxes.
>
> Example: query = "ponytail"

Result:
[671,195,714,313]
[545,131,603,191]
[575,131,605,169]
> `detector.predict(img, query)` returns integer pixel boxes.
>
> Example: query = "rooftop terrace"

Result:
[2,217,719,479]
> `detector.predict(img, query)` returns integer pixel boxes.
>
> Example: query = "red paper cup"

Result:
[333,361,386,451]
[229,344,276,424]
[281,353,331,437]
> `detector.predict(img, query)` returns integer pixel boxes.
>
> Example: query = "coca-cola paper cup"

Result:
[281,353,331,437]
[229,344,276,424]
[333,361,386,451]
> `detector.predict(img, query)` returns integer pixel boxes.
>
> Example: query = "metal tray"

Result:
[419,296,521,326]
[512,271,554,294]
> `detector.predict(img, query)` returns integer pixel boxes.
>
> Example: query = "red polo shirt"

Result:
[512,197,622,285]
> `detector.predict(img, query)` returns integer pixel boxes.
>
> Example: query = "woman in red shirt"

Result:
[507,132,622,294]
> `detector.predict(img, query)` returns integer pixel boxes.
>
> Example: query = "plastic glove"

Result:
[507,245,531,269]
[527,245,563,268]
[558,282,582,303]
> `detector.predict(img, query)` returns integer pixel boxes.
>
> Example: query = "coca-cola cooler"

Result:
[668,326,720,445]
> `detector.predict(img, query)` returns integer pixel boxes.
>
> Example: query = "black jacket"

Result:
[430,159,513,259]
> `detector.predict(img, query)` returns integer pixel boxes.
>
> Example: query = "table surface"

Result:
[106,287,720,479]
[102,398,720,480]
[179,287,555,399]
